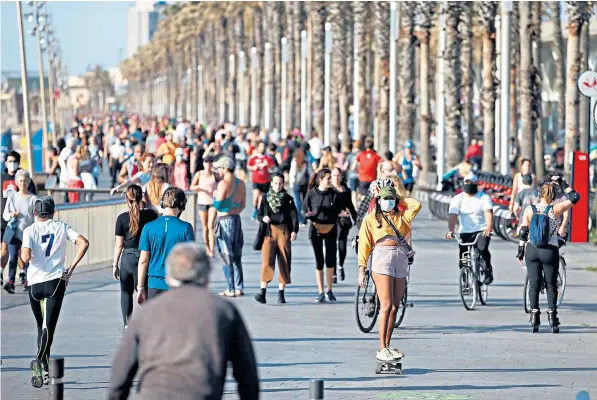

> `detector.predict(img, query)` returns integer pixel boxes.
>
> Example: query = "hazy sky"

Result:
[1,1,131,76]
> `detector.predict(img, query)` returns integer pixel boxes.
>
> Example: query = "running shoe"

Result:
[30,359,44,388]
[254,292,266,304]
[484,266,494,285]
[234,290,244,297]
[387,347,404,359]
[339,267,345,281]
[376,348,394,362]
[19,271,26,285]
[3,281,15,294]
[326,291,337,302]
[315,292,326,303]
[218,291,235,297]
[251,209,257,220]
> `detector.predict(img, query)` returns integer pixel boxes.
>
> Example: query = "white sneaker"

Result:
[376,348,394,362]
[387,347,404,359]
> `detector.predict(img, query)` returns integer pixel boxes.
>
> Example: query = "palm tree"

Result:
[291,2,304,131]
[374,1,390,154]
[564,1,590,175]
[479,1,497,171]
[286,2,298,130]
[265,2,284,130]
[510,2,520,147]
[532,2,544,179]
[329,2,349,148]
[519,2,535,161]
[445,2,464,168]
[398,2,416,147]
[216,16,228,122]
[461,2,475,145]
[550,1,566,134]
[353,2,370,141]
[415,2,435,184]
[253,6,264,128]
[309,2,326,136]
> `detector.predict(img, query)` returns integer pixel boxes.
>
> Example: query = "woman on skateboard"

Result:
[357,185,422,362]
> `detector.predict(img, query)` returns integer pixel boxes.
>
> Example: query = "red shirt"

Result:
[248,154,275,184]
[465,144,482,160]
[357,150,381,183]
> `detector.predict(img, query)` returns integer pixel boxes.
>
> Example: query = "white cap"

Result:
[463,173,478,183]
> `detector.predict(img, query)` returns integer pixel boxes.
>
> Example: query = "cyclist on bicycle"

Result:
[516,176,580,332]
[357,184,422,363]
[445,173,494,284]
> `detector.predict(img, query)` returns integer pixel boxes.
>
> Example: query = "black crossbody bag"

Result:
[380,212,416,259]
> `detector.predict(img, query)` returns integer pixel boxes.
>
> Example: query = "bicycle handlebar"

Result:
[449,232,483,247]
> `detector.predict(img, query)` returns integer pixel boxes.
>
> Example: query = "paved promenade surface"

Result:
[2,202,597,400]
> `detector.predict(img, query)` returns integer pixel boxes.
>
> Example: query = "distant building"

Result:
[126,1,166,59]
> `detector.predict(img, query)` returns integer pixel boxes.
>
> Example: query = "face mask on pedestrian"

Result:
[6,161,18,172]
[380,199,396,212]
[463,183,478,195]
[176,155,183,162]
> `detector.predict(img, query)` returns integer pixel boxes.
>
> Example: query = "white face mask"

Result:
[380,199,396,212]
[176,155,183,162]
[6,162,18,172]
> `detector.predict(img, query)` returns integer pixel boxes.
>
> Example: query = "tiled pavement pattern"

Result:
[2,200,597,400]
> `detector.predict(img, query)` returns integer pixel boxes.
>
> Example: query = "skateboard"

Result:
[375,358,403,374]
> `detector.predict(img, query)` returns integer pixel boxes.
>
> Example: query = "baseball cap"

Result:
[34,196,55,218]
[213,156,235,171]
[378,186,397,199]
[404,140,413,149]
[463,173,478,183]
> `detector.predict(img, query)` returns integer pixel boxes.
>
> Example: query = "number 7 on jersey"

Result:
[41,234,55,257]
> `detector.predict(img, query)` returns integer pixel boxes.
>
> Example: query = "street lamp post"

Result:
[500,1,512,175]
[250,47,258,127]
[324,22,332,146]
[44,22,58,145]
[17,1,34,176]
[281,37,288,137]
[33,1,49,150]
[264,42,272,131]
[300,31,307,136]
[238,51,246,126]
[389,1,398,153]
[435,4,447,190]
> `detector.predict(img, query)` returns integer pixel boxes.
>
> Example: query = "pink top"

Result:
[196,172,217,205]
[172,162,189,191]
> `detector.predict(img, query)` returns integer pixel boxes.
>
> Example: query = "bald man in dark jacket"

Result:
[108,243,259,400]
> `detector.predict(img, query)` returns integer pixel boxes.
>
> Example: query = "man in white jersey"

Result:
[20,196,89,388]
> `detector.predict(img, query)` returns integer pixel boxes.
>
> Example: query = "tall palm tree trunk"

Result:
[532,2,544,179]
[292,2,303,131]
[417,3,435,184]
[309,2,326,136]
[564,1,589,175]
[519,2,535,160]
[480,2,497,171]
[461,2,474,145]
[227,26,236,123]
[354,2,370,141]
[329,2,349,148]
[398,3,416,147]
[190,40,198,122]
[286,2,297,130]
[445,3,464,168]
[374,1,390,154]
[552,1,566,134]
[234,9,245,125]
[216,17,228,123]
[254,8,264,128]
[267,2,284,131]
[345,6,354,111]
[510,3,520,148]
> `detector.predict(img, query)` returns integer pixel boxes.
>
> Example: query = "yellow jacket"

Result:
[358,198,422,268]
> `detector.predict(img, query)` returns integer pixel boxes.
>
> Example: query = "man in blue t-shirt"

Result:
[137,187,195,303]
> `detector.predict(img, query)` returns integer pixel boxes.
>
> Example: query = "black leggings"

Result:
[309,224,337,270]
[525,244,559,310]
[337,221,351,268]
[459,231,492,269]
[29,278,66,371]
[119,249,140,326]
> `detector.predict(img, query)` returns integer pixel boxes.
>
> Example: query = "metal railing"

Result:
[53,191,197,268]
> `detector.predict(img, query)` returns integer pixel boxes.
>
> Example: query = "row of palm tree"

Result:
[121,1,593,180]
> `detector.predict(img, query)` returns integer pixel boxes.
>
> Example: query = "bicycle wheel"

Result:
[355,271,379,333]
[523,272,531,314]
[459,267,477,310]
[394,284,408,328]
[557,256,567,307]
[477,281,488,305]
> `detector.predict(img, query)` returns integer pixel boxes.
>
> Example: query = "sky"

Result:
[1,1,131,77]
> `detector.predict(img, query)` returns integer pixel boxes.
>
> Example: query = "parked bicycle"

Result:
[451,232,489,311]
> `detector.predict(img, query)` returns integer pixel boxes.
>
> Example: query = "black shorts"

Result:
[253,182,271,193]
[404,182,414,192]
[358,181,373,195]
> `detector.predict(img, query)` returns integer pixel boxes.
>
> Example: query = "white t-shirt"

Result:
[22,219,81,286]
[308,137,324,160]
[448,192,493,234]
